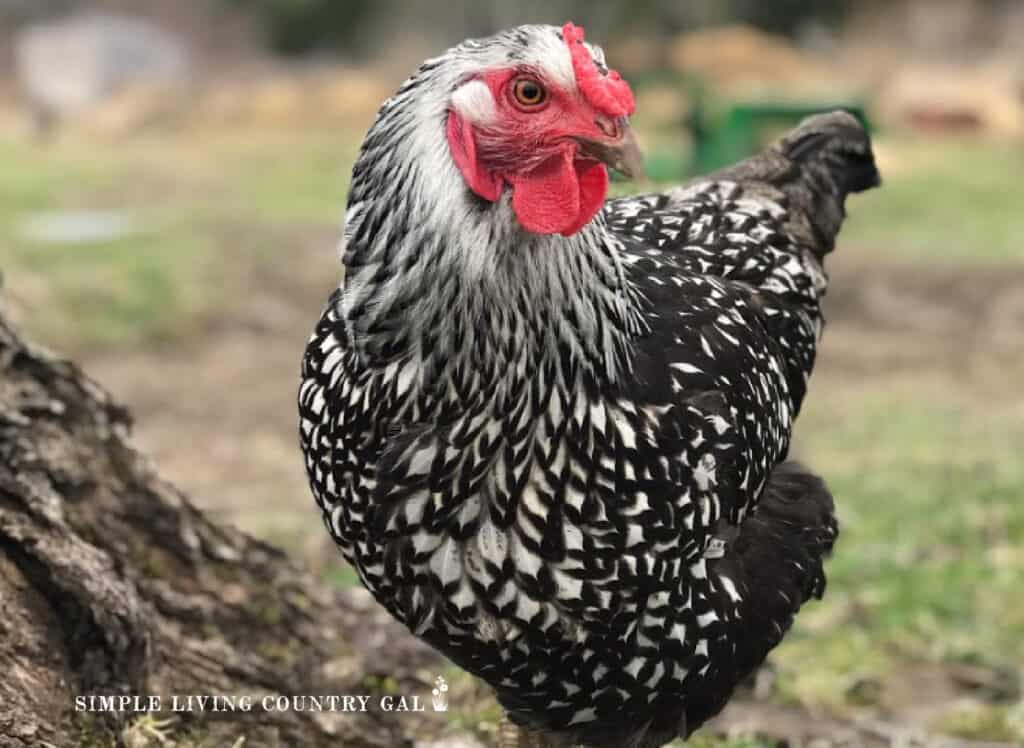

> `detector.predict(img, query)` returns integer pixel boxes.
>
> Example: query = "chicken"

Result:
[298,22,879,748]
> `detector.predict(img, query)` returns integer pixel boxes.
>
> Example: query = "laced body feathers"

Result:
[299,24,877,748]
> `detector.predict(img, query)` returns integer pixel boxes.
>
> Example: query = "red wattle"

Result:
[512,147,607,236]
[446,111,502,202]
[564,159,608,235]
[511,148,579,235]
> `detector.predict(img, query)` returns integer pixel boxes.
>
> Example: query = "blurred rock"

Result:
[14,13,190,134]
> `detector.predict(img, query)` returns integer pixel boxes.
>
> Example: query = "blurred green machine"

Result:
[641,75,872,182]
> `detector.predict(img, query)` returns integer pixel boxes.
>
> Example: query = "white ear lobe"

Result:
[451,80,496,124]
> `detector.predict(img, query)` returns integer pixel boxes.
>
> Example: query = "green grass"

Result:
[0,130,358,351]
[776,385,1024,719]
[5,227,217,347]
[933,703,1024,743]
[323,561,362,588]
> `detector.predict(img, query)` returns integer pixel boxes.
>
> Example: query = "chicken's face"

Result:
[446,22,641,236]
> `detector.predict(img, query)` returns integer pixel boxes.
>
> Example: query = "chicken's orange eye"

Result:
[512,78,546,108]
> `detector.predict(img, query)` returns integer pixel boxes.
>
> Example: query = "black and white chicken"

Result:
[299,22,879,748]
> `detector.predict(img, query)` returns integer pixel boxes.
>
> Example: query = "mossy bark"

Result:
[0,301,436,747]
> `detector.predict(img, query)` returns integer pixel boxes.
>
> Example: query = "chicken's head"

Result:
[446,22,641,236]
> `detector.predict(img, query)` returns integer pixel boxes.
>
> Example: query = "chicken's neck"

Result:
[337,127,642,396]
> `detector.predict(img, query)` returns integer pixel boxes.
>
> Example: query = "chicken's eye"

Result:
[512,78,546,108]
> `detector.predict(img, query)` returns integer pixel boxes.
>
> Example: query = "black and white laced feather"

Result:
[298,24,878,748]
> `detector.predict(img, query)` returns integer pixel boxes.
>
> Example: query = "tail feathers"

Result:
[685,462,838,733]
[708,110,879,256]
[775,111,880,255]
[780,111,880,197]
[730,461,838,675]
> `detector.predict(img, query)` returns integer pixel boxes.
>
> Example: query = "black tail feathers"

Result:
[703,110,879,257]
[682,462,838,733]
[731,461,838,672]
[777,111,880,254]
[781,111,880,195]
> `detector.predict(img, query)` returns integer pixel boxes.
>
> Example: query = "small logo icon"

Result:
[431,675,449,712]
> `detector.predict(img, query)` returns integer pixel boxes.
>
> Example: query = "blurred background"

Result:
[0,0,1022,745]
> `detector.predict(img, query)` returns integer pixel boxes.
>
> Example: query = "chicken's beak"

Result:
[577,122,645,180]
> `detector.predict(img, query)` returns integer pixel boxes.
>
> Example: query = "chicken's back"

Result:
[553,112,878,745]
[607,111,878,524]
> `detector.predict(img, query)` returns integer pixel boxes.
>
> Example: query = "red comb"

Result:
[562,22,634,118]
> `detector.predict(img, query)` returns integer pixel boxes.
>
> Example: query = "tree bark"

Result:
[0,299,439,748]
